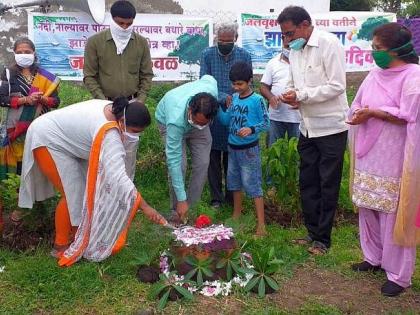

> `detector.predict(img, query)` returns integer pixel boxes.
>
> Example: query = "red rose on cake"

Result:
[195,215,212,228]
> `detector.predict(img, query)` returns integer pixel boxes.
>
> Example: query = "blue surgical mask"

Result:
[289,38,307,51]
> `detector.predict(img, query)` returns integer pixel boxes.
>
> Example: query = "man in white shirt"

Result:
[260,42,301,146]
[278,6,348,255]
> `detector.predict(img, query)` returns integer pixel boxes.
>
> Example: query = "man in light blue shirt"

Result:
[155,75,218,221]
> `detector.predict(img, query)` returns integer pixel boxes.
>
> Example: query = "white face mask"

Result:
[121,107,141,142]
[15,53,35,68]
[109,18,133,55]
[187,111,209,130]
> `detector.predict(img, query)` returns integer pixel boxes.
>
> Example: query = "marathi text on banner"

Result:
[28,13,212,81]
[240,11,396,73]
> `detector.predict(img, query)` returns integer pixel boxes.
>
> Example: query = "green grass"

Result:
[0,83,419,314]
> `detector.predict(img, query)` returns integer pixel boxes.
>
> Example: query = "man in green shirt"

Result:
[83,1,153,103]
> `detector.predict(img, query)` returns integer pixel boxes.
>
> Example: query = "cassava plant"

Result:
[244,247,282,297]
[150,271,193,310]
[184,255,214,286]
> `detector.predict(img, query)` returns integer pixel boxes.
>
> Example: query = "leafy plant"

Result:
[263,135,300,212]
[150,272,193,310]
[244,247,282,297]
[216,248,244,280]
[184,255,214,286]
[0,173,20,213]
[216,242,249,280]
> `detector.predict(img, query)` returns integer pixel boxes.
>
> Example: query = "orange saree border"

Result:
[58,122,142,266]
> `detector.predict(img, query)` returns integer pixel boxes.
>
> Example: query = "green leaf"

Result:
[264,275,279,291]
[157,289,170,310]
[197,270,203,286]
[258,277,266,298]
[266,264,280,274]
[173,285,193,300]
[185,256,197,266]
[241,267,258,275]
[226,263,232,280]
[150,283,168,298]
[244,277,259,292]
[202,267,214,277]
[231,261,242,275]
[216,260,226,269]
[184,269,197,280]
[268,247,275,260]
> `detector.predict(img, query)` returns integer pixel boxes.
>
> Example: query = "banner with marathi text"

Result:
[28,13,212,81]
[240,11,397,73]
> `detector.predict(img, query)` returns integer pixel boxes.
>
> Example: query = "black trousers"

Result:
[298,131,348,248]
[207,149,232,203]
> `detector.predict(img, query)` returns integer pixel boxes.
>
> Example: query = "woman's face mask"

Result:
[372,41,415,69]
[14,53,35,68]
[120,108,141,142]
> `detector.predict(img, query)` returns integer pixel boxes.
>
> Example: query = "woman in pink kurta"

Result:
[347,23,420,297]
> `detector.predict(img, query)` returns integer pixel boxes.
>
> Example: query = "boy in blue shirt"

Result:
[218,61,270,236]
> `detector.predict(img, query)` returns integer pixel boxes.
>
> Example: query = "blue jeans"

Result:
[268,120,300,147]
[227,145,263,198]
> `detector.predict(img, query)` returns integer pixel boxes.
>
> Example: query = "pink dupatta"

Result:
[349,64,420,246]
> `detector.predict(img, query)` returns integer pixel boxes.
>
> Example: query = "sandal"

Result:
[308,242,328,255]
[292,235,313,245]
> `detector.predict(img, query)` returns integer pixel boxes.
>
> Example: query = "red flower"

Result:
[195,215,212,228]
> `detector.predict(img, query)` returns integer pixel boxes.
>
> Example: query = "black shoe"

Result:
[352,261,382,272]
[381,280,405,297]
[210,201,222,209]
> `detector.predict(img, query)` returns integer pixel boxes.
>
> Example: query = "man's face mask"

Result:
[217,42,235,56]
[187,110,209,130]
[289,38,307,51]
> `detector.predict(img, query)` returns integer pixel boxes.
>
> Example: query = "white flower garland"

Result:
[172,224,234,247]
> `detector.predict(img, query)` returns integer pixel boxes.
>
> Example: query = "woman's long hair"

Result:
[373,23,419,65]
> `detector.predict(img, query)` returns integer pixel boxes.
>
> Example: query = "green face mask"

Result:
[372,50,394,69]
[372,41,415,69]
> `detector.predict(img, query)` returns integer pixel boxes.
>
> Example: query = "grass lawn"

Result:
[0,82,419,314]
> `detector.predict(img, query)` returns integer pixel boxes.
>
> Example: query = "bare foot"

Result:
[51,244,69,258]
[254,226,267,238]
[232,213,241,220]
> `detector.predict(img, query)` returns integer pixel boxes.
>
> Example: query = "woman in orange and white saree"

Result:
[18,97,167,266]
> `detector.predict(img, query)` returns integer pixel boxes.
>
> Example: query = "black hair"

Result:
[10,37,39,77]
[189,92,218,120]
[373,22,419,64]
[112,96,151,128]
[277,6,312,26]
[229,61,253,82]
[110,0,136,19]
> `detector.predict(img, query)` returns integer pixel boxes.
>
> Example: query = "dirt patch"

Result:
[269,263,420,314]
[347,72,369,90]
[264,201,302,228]
[0,212,53,252]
